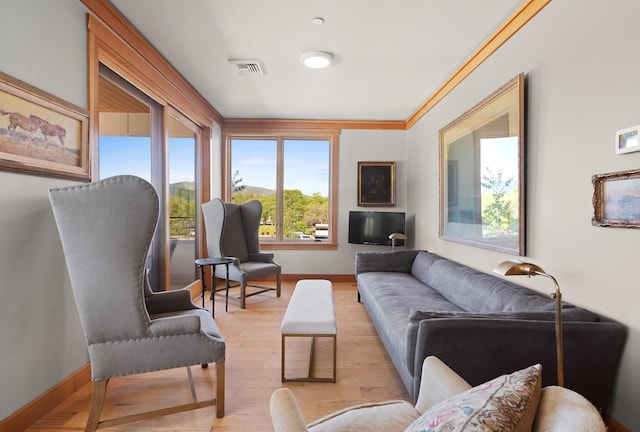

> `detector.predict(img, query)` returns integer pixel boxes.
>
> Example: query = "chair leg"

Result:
[276,272,281,298]
[186,366,198,402]
[216,361,225,418]
[85,380,108,432]
[240,281,247,309]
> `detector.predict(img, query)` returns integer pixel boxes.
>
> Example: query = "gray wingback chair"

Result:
[202,198,281,309]
[49,175,225,431]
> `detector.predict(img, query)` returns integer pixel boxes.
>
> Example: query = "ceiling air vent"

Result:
[228,59,267,76]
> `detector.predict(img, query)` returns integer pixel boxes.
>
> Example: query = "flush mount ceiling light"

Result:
[301,51,333,69]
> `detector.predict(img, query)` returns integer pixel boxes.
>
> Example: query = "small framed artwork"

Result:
[358,161,395,206]
[592,168,640,228]
[0,70,90,181]
[615,125,640,154]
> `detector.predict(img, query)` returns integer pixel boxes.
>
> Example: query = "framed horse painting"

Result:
[0,71,89,181]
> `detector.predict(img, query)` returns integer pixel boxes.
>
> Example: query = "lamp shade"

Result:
[388,232,408,241]
[493,259,546,277]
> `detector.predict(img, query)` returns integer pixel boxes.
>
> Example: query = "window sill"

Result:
[260,241,337,251]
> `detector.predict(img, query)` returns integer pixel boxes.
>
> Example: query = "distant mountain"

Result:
[169,182,274,197]
[240,185,276,196]
[238,185,316,198]
[170,181,195,199]
[170,181,195,192]
[170,182,314,198]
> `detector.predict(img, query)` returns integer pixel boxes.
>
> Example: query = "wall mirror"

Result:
[439,73,525,255]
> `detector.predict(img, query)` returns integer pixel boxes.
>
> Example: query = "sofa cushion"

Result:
[412,252,556,312]
[356,250,419,275]
[409,250,442,284]
[358,271,464,377]
[404,364,542,432]
[308,400,420,432]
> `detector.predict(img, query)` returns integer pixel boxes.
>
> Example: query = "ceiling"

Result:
[109,0,523,122]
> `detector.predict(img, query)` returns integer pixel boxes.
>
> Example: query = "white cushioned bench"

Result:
[281,279,336,383]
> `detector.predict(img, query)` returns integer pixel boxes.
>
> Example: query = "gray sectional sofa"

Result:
[355,249,626,416]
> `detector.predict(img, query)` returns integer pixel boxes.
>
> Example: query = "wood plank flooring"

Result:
[27,281,410,431]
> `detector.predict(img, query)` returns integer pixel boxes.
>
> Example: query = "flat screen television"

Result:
[348,211,406,246]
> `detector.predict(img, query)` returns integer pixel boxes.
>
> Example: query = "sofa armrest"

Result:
[355,250,419,275]
[270,388,309,432]
[533,386,606,432]
[411,318,626,416]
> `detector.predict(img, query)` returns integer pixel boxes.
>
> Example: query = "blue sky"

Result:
[99,136,195,183]
[99,136,328,195]
[231,139,329,196]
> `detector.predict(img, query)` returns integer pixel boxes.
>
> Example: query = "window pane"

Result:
[283,139,329,241]
[99,136,151,181]
[231,139,277,240]
[168,117,197,290]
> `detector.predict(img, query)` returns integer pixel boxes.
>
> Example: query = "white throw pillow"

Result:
[404,364,542,432]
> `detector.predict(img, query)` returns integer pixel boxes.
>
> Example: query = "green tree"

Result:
[231,191,259,204]
[283,189,308,238]
[481,167,514,235]
[232,169,245,193]
[261,194,276,225]
[230,186,329,239]
[169,190,195,237]
[305,193,329,226]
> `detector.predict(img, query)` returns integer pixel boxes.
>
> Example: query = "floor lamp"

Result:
[493,260,564,387]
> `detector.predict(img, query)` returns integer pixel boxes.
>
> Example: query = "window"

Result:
[97,67,204,291]
[88,11,218,294]
[226,132,338,249]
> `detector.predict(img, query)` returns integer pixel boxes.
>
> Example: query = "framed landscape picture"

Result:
[439,73,525,255]
[592,168,640,228]
[358,161,395,206]
[0,71,90,181]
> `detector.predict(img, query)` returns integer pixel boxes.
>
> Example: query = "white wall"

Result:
[407,1,639,428]
[272,129,409,274]
[0,0,89,420]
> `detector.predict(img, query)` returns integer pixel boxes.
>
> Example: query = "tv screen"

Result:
[348,211,406,246]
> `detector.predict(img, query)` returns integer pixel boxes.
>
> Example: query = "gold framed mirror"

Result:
[439,73,525,255]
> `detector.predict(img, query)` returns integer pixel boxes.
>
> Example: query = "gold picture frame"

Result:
[592,169,640,228]
[439,73,525,255]
[0,70,90,181]
[358,161,396,206]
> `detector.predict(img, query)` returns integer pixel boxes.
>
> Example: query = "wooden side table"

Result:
[195,257,233,317]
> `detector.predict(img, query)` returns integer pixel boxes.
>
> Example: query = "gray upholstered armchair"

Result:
[49,175,225,432]
[201,198,281,309]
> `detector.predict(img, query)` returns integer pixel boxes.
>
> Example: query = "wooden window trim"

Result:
[223,128,339,250]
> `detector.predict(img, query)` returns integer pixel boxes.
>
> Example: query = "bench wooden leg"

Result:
[281,334,286,383]
[281,333,336,383]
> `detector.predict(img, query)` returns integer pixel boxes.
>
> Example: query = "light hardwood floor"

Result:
[27,282,410,431]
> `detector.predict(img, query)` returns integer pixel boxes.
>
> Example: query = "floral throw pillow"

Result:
[404,364,542,432]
